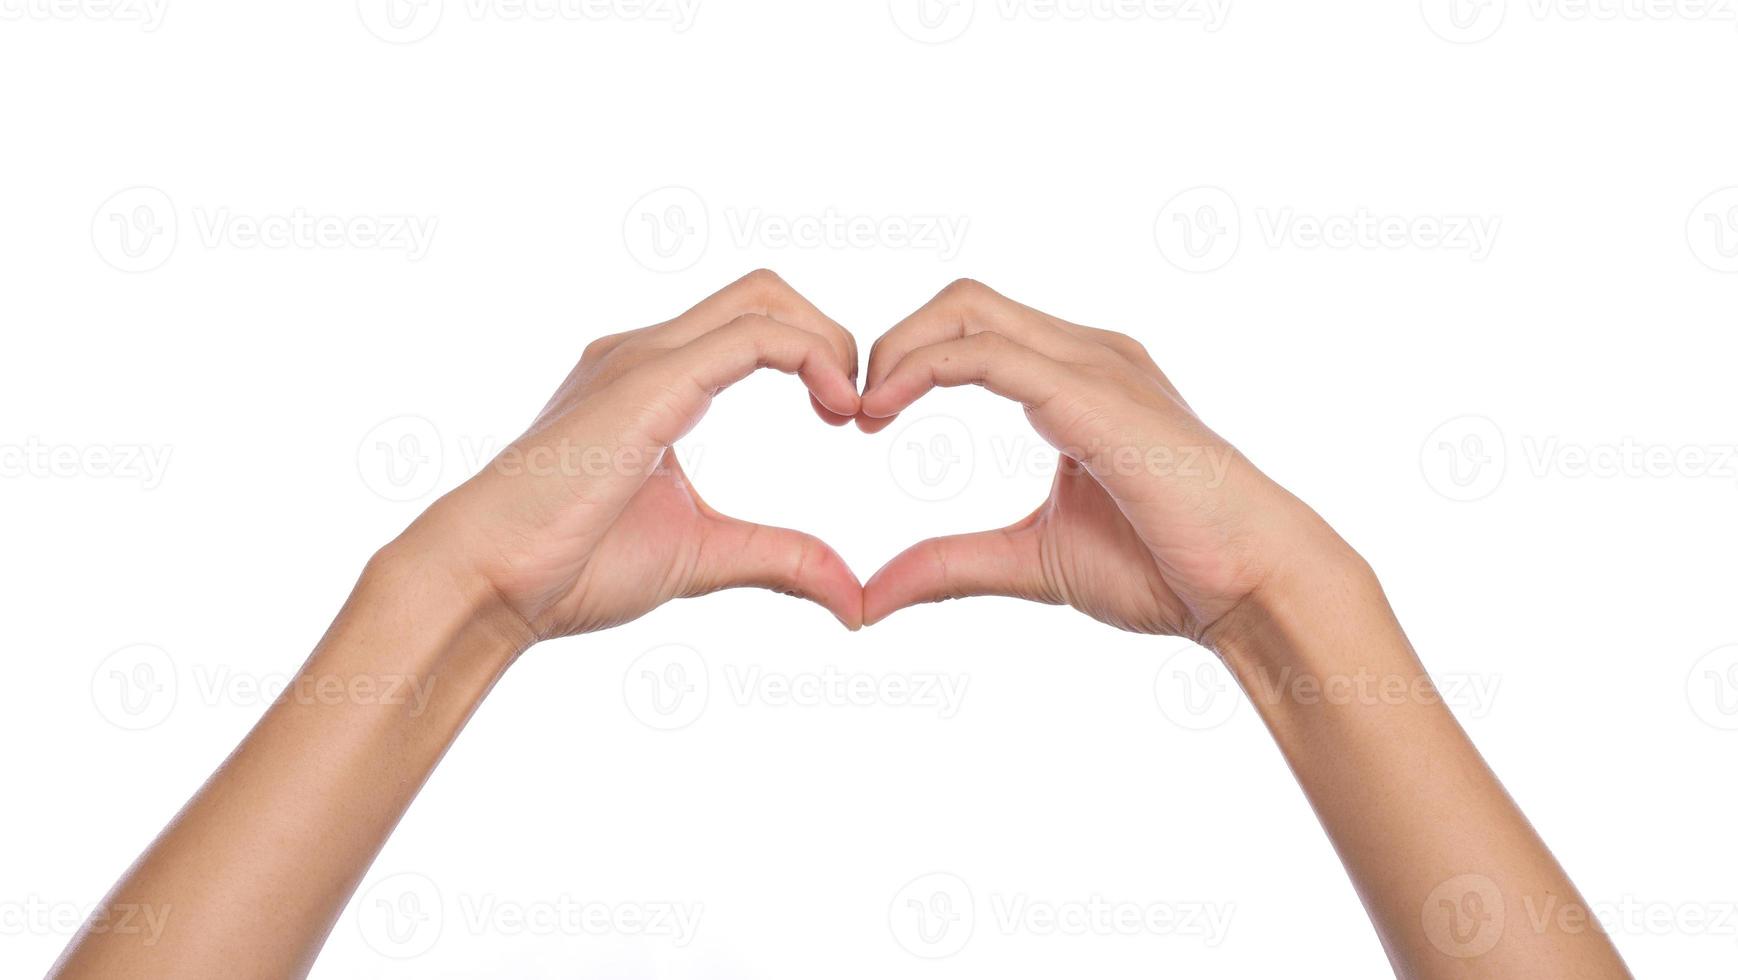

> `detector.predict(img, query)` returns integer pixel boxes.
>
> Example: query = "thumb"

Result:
[862,521,1053,626]
[688,517,864,630]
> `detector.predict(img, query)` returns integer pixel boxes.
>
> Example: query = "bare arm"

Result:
[1211,553,1624,975]
[50,270,865,979]
[49,556,529,978]
[857,278,1631,978]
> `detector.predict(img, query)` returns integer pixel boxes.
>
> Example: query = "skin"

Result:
[49,271,1632,979]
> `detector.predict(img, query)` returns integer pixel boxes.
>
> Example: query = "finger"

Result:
[626,313,861,446]
[858,279,1121,431]
[664,269,861,420]
[862,522,1054,626]
[690,518,864,630]
[811,393,854,427]
[859,330,1072,422]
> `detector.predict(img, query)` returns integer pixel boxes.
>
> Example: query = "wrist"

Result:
[1204,529,1404,678]
[365,522,540,666]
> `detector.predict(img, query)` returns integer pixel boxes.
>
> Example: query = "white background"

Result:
[3,1,1737,976]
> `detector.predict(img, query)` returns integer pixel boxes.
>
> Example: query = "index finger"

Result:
[662,269,861,424]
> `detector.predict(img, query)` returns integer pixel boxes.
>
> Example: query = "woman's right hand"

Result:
[858,278,1362,644]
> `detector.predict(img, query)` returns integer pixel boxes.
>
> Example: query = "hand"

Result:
[858,279,1354,641]
[398,270,866,640]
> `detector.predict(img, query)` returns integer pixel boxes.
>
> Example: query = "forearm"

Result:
[51,541,531,980]
[1209,545,1631,979]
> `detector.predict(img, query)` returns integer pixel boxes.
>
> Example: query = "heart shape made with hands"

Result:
[565,270,1249,643]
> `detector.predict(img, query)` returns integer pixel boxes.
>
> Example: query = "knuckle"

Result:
[580,333,624,364]
[721,311,773,335]
[940,277,991,302]
[968,329,1012,351]
[737,267,789,299]
[1114,336,1154,366]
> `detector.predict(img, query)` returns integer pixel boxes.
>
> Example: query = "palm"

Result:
[1027,463,1188,634]
[548,458,712,635]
